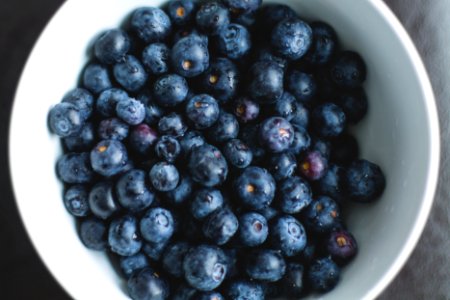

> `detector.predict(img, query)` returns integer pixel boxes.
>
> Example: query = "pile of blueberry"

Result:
[48,0,386,299]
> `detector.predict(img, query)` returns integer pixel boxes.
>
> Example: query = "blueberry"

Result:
[57,152,94,184]
[291,126,311,155]
[140,207,174,243]
[317,164,346,202]
[330,50,366,89]
[307,257,340,293]
[197,291,225,300]
[235,166,275,210]
[278,176,312,214]
[207,111,240,144]
[223,0,261,13]
[167,0,197,26]
[271,18,312,60]
[63,185,90,217]
[226,280,264,300]
[154,135,180,163]
[48,102,85,137]
[127,268,169,300]
[108,214,142,256]
[200,57,240,103]
[137,90,166,125]
[239,124,266,163]
[172,27,202,44]
[259,117,294,153]
[256,47,288,71]
[304,196,341,233]
[149,162,179,192]
[270,215,307,256]
[88,181,120,220]
[158,112,188,137]
[335,88,368,124]
[259,4,297,31]
[179,131,205,156]
[183,245,227,291]
[94,29,130,64]
[232,11,257,28]
[345,159,386,202]
[79,217,107,250]
[273,92,298,121]
[162,241,190,277]
[172,284,198,300]
[129,124,158,156]
[98,118,129,141]
[279,263,304,298]
[266,152,297,181]
[256,206,280,222]
[63,122,95,152]
[113,55,148,92]
[238,212,268,247]
[299,150,328,181]
[142,43,170,76]
[248,60,284,104]
[164,173,194,205]
[312,103,346,138]
[90,140,129,177]
[82,63,112,94]
[304,21,338,66]
[61,88,94,120]
[142,240,169,261]
[223,139,253,169]
[96,88,129,118]
[131,7,172,43]
[120,253,149,278]
[190,188,224,219]
[287,70,317,104]
[245,249,286,282]
[116,169,155,213]
[217,23,251,60]
[188,144,228,187]
[327,229,358,264]
[196,2,230,35]
[153,74,189,107]
[171,34,209,78]
[233,96,260,123]
[202,208,239,245]
[186,94,220,129]
[310,137,331,160]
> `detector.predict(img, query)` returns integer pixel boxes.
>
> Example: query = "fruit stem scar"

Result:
[236,105,245,115]
[279,128,290,137]
[176,6,185,17]
[209,74,219,84]
[182,60,192,70]
[246,184,255,193]
[330,210,338,218]
[302,162,310,171]
[98,145,107,153]
[337,236,347,247]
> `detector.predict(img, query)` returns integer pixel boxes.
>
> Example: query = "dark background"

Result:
[1,0,449,299]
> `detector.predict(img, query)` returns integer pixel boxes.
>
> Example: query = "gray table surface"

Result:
[1,0,448,299]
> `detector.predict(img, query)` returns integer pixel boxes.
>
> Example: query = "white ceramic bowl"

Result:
[9,0,439,299]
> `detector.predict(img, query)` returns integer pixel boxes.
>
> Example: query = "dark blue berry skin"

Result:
[233,96,260,123]
[257,206,280,222]
[113,55,148,92]
[131,7,172,43]
[153,74,189,108]
[299,150,328,181]
[190,188,224,219]
[291,126,311,155]
[64,185,89,217]
[217,23,251,60]
[129,124,158,156]
[327,229,358,265]
[335,88,368,124]
[167,0,197,26]
[48,102,85,138]
[248,60,284,104]
[311,137,331,160]
[94,29,130,64]
[245,249,286,282]
[330,51,367,89]
[186,94,220,129]
[345,159,386,202]
[287,70,317,104]
[116,169,155,213]
[317,164,346,202]
[278,176,312,214]
[207,111,239,144]
[201,57,239,104]
[273,92,298,121]
[240,124,266,163]
[238,212,268,247]
[149,162,180,192]
[224,0,261,13]
[223,139,253,169]
[142,43,170,76]
[196,1,230,35]
[127,268,170,300]
[307,257,340,293]
[256,47,288,71]
[188,144,228,187]
[155,135,181,163]
[226,280,264,300]
[312,103,346,138]
[57,152,94,184]
[90,140,129,177]
[158,112,188,137]
[304,21,338,66]
[304,196,341,234]
[142,240,169,261]
[179,130,205,156]
[266,152,297,181]
[260,4,297,31]
[183,245,228,291]
[88,181,120,220]
[120,253,149,278]
[164,173,194,206]
[98,118,129,141]
[137,90,166,126]
[96,88,129,118]
[259,117,294,153]
[172,27,202,44]
[233,11,257,28]
[171,34,209,78]
[61,88,94,120]
[197,292,225,300]
[162,241,190,278]
[279,263,304,298]
[203,208,239,245]
[79,217,107,250]
[64,123,95,152]
[82,63,112,94]
[271,18,312,60]
[140,207,174,243]
[235,166,276,210]
[108,214,142,256]
[172,284,197,300]
[270,215,307,256]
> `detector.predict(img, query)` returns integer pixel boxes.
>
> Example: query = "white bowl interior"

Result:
[9,0,439,299]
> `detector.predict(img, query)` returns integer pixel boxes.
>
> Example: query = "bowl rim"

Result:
[8,0,440,299]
